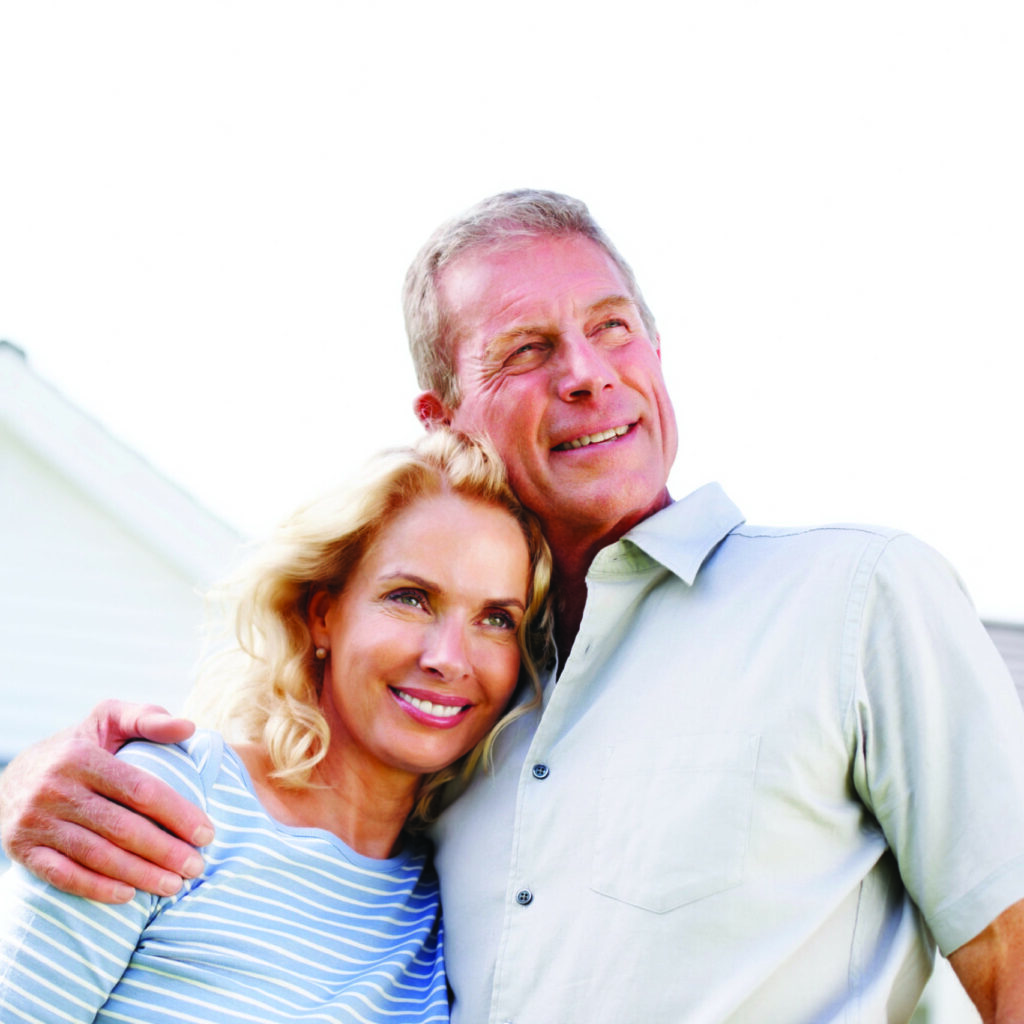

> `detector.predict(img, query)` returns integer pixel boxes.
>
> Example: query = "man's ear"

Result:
[414,391,453,431]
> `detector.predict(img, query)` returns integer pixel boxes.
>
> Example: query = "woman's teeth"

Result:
[397,691,465,717]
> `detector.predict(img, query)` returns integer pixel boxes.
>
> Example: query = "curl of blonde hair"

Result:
[188,429,553,829]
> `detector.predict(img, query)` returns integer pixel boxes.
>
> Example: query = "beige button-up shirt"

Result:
[432,483,1024,1023]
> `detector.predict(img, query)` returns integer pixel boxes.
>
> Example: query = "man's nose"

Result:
[555,332,613,401]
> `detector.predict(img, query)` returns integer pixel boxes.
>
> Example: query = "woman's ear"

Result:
[308,590,334,649]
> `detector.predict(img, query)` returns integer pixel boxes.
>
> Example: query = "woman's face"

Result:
[311,492,531,783]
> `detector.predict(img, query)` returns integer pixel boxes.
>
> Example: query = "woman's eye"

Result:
[388,589,427,609]
[482,610,516,630]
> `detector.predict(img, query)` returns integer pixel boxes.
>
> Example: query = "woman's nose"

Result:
[419,617,471,681]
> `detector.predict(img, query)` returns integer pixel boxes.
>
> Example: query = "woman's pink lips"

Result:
[389,686,471,729]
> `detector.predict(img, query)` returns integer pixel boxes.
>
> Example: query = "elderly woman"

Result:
[0,430,552,1024]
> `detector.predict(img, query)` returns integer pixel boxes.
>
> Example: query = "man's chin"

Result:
[540,479,668,536]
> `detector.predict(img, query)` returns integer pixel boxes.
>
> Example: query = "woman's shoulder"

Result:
[116,729,227,811]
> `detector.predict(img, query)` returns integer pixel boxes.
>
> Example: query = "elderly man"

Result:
[3,190,1024,1022]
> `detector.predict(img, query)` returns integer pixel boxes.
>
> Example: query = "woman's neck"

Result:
[232,743,418,859]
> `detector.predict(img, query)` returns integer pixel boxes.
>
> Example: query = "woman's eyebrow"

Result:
[381,571,525,611]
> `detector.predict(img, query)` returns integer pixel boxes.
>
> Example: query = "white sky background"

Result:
[1,2,1021,622]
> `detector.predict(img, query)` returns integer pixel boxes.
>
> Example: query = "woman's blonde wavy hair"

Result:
[188,429,553,829]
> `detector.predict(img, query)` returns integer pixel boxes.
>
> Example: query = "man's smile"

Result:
[552,423,633,452]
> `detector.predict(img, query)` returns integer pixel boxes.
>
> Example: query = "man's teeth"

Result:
[556,425,629,451]
[398,691,464,718]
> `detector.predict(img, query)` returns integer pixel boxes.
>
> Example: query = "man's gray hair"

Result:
[402,189,658,408]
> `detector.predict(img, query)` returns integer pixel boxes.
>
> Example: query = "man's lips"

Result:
[552,423,632,452]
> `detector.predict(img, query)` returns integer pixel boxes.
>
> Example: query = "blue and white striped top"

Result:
[0,731,449,1023]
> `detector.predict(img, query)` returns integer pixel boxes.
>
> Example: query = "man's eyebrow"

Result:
[586,295,636,318]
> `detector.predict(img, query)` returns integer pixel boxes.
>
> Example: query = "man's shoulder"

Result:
[725,520,943,564]
[729,520,904,545]
[722,519,934,572]
[715,522,967,615]
[631,485,931,584]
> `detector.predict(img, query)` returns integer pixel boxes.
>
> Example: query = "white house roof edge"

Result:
[1,342,242,583]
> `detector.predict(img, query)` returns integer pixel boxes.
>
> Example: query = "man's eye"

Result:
[504,340,548,365]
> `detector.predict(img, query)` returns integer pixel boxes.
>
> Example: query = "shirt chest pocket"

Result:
[591,733,760,913]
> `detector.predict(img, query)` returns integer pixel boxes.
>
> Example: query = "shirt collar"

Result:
[589,482,745,585]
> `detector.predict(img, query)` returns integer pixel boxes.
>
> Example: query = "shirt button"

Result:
[531,763,550,780]
[515,888,533,906]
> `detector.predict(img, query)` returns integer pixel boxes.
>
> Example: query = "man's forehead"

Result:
[443,230,610,276]
[439,233,630,329]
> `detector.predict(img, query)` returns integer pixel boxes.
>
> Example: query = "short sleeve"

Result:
[850,533,1024,954]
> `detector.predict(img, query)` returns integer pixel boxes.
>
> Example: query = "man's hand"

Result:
[0,700,214,903]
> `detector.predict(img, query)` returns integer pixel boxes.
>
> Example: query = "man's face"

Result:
[421,233,678,549]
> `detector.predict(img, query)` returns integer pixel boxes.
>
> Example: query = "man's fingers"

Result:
[0,703,213,901]
[9,787,205,900]
[134,710,197,746]
[58,811,194,897]
[1,729,214,900]
[21,844,138,904]
[86,699,196,749]
[87,753,214,848]
[77,784,208,881]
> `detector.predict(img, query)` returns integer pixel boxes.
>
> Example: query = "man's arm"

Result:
[948,898,1024,1023]
[0,701,214,903]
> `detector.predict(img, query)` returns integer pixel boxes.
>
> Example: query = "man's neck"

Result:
[547,534,621,666]
[544,490,673,662]
[552,574,587,667]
